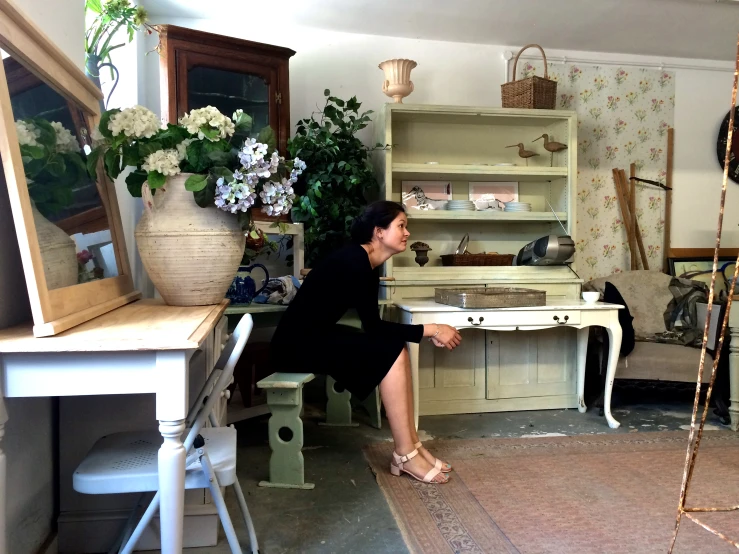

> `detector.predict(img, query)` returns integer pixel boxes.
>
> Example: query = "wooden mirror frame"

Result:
[0,0,140,337]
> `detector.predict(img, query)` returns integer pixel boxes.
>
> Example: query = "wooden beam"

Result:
[664,127,674,273]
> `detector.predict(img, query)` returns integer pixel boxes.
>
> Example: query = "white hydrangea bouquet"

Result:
[88,104,305,227]
[15,117,87,216]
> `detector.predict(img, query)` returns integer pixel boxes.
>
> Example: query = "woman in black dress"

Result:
[271,201,462,484]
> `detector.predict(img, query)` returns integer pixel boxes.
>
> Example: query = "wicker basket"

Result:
[501,44,557,110]
[435,287,546,308]
[440,253,515,266]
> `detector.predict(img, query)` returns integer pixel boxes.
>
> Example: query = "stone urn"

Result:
[378,59,417,103]
[31,202,78,289]
[410,241,432,267]
[135,173,245,306]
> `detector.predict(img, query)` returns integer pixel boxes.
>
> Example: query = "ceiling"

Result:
[143,0,739,61]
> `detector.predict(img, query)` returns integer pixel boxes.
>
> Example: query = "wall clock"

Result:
[717,106,739,183]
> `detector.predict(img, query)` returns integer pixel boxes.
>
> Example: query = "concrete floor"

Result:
[171,393,729,554]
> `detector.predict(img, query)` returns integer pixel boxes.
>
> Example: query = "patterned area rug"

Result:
[363,431,739,553]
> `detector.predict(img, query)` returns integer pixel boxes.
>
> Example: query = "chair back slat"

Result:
[184,314,254,450]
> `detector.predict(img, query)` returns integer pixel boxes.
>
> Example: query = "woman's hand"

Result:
[432,324,462,350]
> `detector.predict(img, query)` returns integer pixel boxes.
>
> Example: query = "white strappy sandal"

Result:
[390,449,449,484]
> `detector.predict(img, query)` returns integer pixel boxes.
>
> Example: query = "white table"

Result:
[396,299,623,429]
[0,299,229,554]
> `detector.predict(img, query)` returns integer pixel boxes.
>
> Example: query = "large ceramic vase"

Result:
[135,173,245,306]
[378,59,417,103]
[31,202,79,290]
[32,203,78,289]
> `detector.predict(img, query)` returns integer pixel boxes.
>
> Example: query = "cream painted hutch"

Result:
[374,104,582,416]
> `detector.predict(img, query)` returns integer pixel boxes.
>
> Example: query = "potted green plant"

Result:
[289,90,383,267]
[84,0,158,108]
[89,104,305,305]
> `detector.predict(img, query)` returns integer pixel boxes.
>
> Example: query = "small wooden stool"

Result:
[257,372,315,490]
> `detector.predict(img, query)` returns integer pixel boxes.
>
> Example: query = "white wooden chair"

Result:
[72,314,258,554]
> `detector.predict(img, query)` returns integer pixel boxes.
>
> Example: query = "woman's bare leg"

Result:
[402,349,451,470]
[379,348,447,483]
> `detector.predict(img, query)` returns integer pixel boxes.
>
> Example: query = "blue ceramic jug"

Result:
[226,264,270,305]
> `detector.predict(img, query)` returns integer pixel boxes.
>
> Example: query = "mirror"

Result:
[0,1,138,336]
[4,52,120,289]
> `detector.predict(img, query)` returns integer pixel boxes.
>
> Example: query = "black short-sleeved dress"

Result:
[270,243,424,401]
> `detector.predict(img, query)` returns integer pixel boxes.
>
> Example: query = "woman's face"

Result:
[377,213,410,254]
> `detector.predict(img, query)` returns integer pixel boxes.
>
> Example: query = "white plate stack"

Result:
[446,200,476,211]
[503,202,532,212]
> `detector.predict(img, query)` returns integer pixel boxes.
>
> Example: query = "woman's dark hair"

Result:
[350,200,406,244]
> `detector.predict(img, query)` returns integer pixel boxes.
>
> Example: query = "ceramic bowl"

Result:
[582,291,600,304]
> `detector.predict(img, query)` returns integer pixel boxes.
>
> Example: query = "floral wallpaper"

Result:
[518,61,675,281]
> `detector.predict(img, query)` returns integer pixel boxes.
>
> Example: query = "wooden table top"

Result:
[0,299,229,353]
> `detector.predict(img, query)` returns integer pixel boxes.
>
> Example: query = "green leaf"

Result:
[193,181,215,208]
[99,109,120,140]
[125,170,147,197]
[104,149,121,179]
[31,118,56,149]
[86,146,103,180]
[45,156,65,177]
[85,0,102,14]
[137,141,163,159]
[199,127,219,141]
[20,144,45,160]
[211,166,233,182]
[147,171,166,189]
[184,173,207,192]
[256,126,277,153]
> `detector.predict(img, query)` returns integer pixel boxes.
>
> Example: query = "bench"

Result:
[256,372,315,490]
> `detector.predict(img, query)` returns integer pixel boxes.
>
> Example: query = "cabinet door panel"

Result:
[418,328,486,402]
[486,328,576,399]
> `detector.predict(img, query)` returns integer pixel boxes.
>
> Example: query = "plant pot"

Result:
[250,208,291,223]
[32,202,78,289]
[135,173,245,306]
[378,59,417,103]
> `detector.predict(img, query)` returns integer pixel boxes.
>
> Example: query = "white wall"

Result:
[143,18,738,250]
[1,1,84,552]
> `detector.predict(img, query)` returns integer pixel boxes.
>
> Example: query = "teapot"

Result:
[226,263,270,305]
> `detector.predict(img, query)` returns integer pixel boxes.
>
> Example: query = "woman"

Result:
[271,200,462,484]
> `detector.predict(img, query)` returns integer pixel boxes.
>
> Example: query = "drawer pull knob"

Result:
[467,316,484,326]
[553,315,569,325]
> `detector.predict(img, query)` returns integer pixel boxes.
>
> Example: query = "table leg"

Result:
[576,327,589,413]
[407,342,420,431]
[0,395,7,554]
[604,317,623,429]
[156,351,189,553]
[729,326,739,431]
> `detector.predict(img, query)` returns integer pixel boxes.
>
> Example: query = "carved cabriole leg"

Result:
[259,386,314,490]
[604,314,623,429]
[320,376,358,427]
[576,327,589,413]
[0,394,6,554]
[729,326,739,431]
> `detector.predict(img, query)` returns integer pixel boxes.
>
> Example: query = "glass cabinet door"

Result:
[187,66,270,140]
[176,51,280,150]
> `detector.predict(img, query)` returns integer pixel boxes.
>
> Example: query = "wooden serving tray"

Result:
[434,287,546,308]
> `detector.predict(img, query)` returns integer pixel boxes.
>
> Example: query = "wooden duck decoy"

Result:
[534,134,568,166]
[506,143,538,166]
